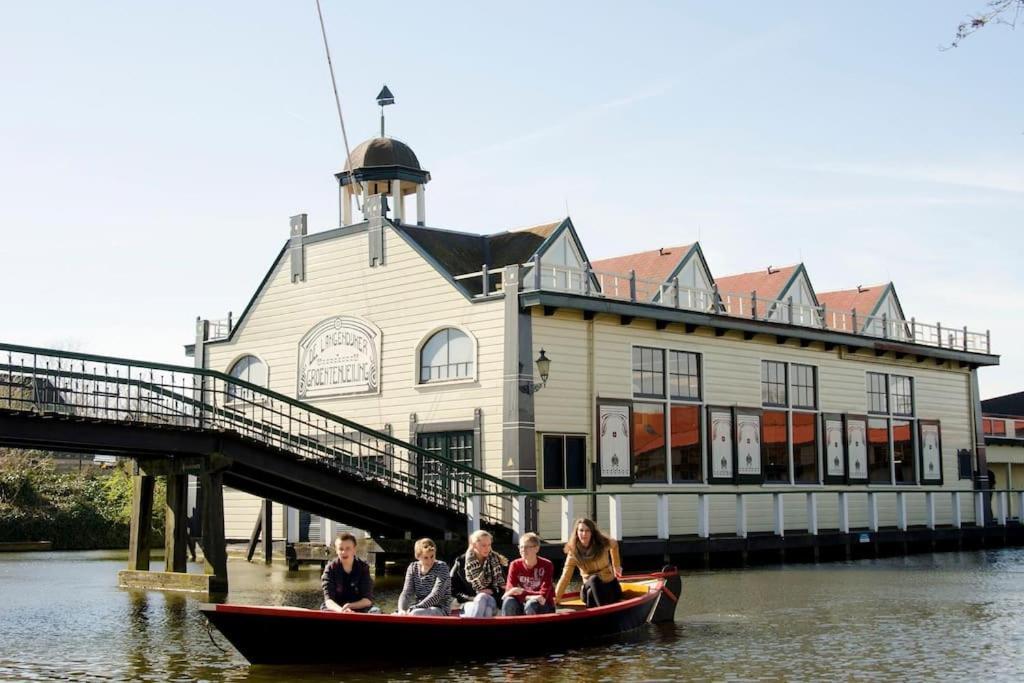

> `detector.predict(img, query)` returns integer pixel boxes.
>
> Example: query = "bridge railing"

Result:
[465,488,1024,542]
[0,342,524,527]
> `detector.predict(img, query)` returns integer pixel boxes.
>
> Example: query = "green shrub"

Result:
[0,450,166,549]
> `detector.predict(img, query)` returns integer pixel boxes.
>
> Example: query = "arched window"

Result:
[419,328,474,383]
[227,355,267,403]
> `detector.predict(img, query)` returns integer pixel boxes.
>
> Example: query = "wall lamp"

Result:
[521,349,552,394]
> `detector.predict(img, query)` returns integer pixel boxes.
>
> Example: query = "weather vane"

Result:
[377,84,394,137]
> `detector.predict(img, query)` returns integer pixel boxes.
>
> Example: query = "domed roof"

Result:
[345,137,421,171]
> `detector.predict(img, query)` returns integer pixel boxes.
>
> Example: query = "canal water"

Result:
[1,548,1022,681]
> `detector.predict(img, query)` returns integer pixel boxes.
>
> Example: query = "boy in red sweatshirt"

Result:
[501,532,555,616]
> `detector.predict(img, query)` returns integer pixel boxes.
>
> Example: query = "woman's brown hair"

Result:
[563,517,610,559]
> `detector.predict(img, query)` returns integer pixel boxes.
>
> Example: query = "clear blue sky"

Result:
[2,1,1021,397]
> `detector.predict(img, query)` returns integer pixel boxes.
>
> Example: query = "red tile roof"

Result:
[590,245,693,283]
[817,284,888,332]
[713,265,799,302]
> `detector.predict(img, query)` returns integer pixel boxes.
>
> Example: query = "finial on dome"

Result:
[377,84,395,136]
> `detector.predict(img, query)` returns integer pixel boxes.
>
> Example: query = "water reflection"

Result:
[0,549,1022,681]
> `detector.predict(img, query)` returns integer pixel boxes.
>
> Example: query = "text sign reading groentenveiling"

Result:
[297,316,381,399]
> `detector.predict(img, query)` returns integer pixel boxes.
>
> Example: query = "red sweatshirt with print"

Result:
[505,556,555,604]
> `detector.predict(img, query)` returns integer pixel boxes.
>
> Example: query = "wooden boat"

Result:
[200,569,681,665]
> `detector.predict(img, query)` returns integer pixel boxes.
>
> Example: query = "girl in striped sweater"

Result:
[397,537,452,616]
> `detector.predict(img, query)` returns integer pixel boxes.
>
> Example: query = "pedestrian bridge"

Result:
[0,342,524,590]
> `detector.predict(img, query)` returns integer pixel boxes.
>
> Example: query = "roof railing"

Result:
[472,262,994,354]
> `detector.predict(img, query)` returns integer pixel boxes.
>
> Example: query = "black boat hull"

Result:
[202,573,677,665]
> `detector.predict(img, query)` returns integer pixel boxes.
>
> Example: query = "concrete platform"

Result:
[118,570,227,594]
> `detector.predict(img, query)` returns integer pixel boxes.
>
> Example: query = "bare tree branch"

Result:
[942,0,1021,50]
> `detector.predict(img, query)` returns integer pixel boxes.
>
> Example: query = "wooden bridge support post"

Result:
[164,474,189,573]
[127,474,155,571]
[262,499,273,564]
[200,468,228,592]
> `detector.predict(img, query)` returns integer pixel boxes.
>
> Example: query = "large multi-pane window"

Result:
[865,372,917,484]
[632,347,664,398]
[761,361,788,406]
[792,364,817,410]
[867,373,888,413]
[759,360,819,484]
[419,328,474,383]
[669,351,701,400]
[890,376,914,416]
[892,419,916,483]
[542,435,587,489]
[762,411,789,482]
[227,354,268,403]
[792,412,818,483]
[631,346,703,483]
[417,431,475,491]
[867,418,891,483]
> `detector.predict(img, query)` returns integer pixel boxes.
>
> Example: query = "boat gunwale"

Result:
[202,575,667,627]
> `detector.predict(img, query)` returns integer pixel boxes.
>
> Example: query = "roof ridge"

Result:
[591,244,693,262]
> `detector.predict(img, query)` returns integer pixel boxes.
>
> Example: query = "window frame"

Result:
[761,360,788,408]
[632,346,666,400]
[866,372,889,415]
[629,345,705,485]
[415,325,478,386]
[540,433,589,490]
[864,371,918,486]
[225,353,270,406]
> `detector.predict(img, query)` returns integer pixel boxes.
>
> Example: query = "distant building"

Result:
[189,105,999,543]
[981,391,1023,518]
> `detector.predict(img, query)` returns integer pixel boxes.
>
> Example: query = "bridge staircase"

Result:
[0,342,524,591]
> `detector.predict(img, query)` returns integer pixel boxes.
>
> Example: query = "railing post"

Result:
[974,491,985,527]
[806,492,818,535]
[951,492,962,529]
[820,303,828,328]
[773,493,785,537]
[629,270,637,302]
[675,276,682,309]
[712,283,720,313]
[926,492,936,530]
[881,313,888,339]
[986,329,991,355]
[788,296,794,324]
[751,292,758,320]
[697,494,710,539]
[656,494,669,540]
[936,322,943,347]
[838,492,849,533]
[868,492,879,532]
[910,317,917,342]
[736,494,747,539]
[608,494,623,541]
[560,495,574,542]
[896,491,907,531]
[480,264,489,297]
[852,309,858,334]
[533,254,542,290]
[511,495,526,544]
[997,492,1008,526]
[584,265,592,296]
[466,495,482,537]
[962,326,969,352]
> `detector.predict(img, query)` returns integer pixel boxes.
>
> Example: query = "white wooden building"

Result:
[187,130,999,544]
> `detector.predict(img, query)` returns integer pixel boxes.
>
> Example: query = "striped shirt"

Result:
[399,560,452,615]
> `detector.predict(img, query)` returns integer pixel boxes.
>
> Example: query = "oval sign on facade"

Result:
[297,316,381,399]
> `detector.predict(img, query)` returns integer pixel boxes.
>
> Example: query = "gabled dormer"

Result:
[818,282,908,339]
[770,264,820,326]
[523,217,597,293]
[589,242,715,311]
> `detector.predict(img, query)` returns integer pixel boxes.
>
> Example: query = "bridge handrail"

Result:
[0,341,524,494]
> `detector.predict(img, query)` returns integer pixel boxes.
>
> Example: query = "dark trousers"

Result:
[581,575,622,607]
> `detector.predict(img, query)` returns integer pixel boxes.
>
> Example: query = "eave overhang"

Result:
[521,290,1000,369]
